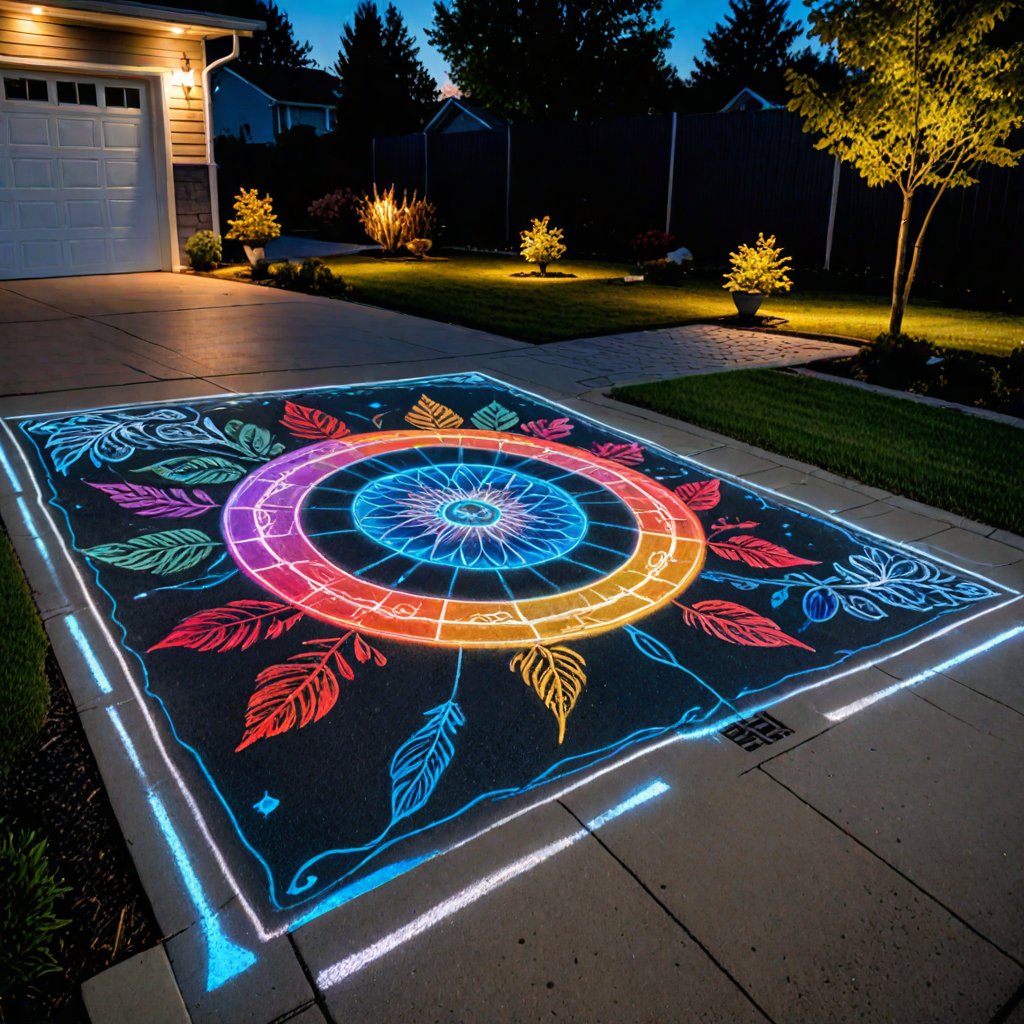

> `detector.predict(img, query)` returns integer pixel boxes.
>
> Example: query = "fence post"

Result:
[505,125,512,247]
[823,155,841,270]
[371,137,376,187]
[423,132,429,197]
[664,112,678,235]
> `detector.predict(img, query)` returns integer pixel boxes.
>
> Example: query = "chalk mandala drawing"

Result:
[13,373,1012,925]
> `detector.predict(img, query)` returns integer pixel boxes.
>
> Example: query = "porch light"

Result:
[30,5,44,13]
[171,26,184,34]
[170,53,195,98]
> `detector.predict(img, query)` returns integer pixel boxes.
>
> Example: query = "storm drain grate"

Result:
[721,712,794,751]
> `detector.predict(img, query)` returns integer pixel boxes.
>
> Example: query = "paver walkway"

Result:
[486,323,845,392]
[1,273,1021,1024]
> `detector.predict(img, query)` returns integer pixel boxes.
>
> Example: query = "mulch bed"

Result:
[0,653,157,1023]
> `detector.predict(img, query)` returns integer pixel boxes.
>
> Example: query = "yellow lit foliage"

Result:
[519,215,566,274]
[358,185,436,255]
[224,188,281,245]
[723,233,793,296]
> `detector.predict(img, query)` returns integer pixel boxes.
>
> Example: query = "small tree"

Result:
[225,188,281,249]
[787,0,1024,335]
[519,216,566,275]
[723,233,793,295]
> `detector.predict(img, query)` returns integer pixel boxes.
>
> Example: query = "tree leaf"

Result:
[280,400,351,441]
[82,528,219,576]
[148,600,304,653]
[591,441,644,465]
[520,416,574,440]
[389,699,465,825]
[235,638,345,751]
[470,400,519,432]
[132,455,247,485]
[510,644,587,744]
[674,478,721,511]
[86,481,219,519]
[404,393,464,430]
[224,419,280,459]
[677,600,814,651]
[709,535,821,569]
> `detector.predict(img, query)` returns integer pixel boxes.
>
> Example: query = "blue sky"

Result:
[286,1,812,84]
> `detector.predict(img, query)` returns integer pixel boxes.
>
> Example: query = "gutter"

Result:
[202,31,240,234]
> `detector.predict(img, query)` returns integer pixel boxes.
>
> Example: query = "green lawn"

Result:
[298,253,1024,354]
[612,370,1024,535]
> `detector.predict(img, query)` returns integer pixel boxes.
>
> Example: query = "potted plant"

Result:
[723,232,793,318]
[225,188,281,266]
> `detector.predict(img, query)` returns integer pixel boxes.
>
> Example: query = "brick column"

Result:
[172,164,214,263]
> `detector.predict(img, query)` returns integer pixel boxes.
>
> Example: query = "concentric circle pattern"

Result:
[222,430,707,648]
[351,462,588,570]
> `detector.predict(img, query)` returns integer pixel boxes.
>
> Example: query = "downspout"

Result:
[202,31,240,235]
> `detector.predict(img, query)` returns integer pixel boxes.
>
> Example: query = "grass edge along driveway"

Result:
[612,369,1024,535]
[310,254,1022,354]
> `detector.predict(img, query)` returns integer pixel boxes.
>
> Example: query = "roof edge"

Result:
[3,0,264,35]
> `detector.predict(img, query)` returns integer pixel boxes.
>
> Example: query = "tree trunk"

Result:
[889,191,914,336]
[900,184,948,321]
[539,262,548,276]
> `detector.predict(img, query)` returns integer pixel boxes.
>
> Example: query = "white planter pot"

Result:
[732,291,765,318]
[243,244,266,266]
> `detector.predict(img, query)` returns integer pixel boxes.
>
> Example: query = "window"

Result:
[3,77,48,102]
[104,86,141,109]
[56,81,98,106]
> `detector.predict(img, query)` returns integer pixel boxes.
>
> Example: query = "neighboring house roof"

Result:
[223,64,339,107]
[12,0,264,36]
[720,87,780,113]
[424,97,508,133]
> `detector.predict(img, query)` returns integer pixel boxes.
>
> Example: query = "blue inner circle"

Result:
[442,499,502,527]
[351,462,588,570]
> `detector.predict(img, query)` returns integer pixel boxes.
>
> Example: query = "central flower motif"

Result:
[351,462,589,570]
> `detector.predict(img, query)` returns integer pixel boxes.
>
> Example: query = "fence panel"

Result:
[427,130,508,247]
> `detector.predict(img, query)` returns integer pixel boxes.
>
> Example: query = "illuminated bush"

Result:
[357,185,436,256]
[519,216,566,275]
[723,233,793,296]
[225,188,281,247]
[184,230,222,272]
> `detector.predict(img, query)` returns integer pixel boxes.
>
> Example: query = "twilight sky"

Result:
[285,0,812,84]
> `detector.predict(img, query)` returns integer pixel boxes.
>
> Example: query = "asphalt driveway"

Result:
[1,273,1021,1024]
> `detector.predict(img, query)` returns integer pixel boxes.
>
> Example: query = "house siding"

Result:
[0,12,207,161]
[211,69,274,142]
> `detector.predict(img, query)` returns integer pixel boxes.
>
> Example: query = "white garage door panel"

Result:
[0,72,163,279]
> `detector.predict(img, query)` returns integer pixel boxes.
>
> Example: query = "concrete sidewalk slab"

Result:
[81,946,189,1024]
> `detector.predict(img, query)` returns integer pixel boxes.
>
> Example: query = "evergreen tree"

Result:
[335,2,438,140]
[687,0,803,108]
[427,0,681,122]
[241,0,314,68]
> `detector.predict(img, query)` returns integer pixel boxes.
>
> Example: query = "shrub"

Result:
[405,238,432,258]
[0,820,70,998]
[183,230,222,272]
[631,229,676,263]
[271,258,348,298]
[723,233,793,296]
[357,185,436,256]
[225,188,281,246]
[642,258,688,285]
[922,348,1002,406]
[519,216,567,275]
[307,188,358,225]
[852,333,935,389]
[0,534,48,776]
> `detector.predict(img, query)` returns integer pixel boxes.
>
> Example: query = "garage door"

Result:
[0,70,163,279]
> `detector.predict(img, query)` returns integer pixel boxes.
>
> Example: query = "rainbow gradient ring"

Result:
[222,430,706,648]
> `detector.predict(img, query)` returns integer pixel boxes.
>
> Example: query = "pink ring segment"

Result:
[221,430,707,648]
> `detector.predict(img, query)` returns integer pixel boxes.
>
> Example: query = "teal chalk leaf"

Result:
[83,528,220,575]
[470,401,519,432]
[389,700,465,825]
[133,455,247,485]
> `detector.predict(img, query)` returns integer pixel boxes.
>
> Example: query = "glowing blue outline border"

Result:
[1,370,1019,944]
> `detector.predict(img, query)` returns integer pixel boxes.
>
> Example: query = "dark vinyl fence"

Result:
[374,109,1024,298]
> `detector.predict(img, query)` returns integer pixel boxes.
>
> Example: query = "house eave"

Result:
[0,0,263,38]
